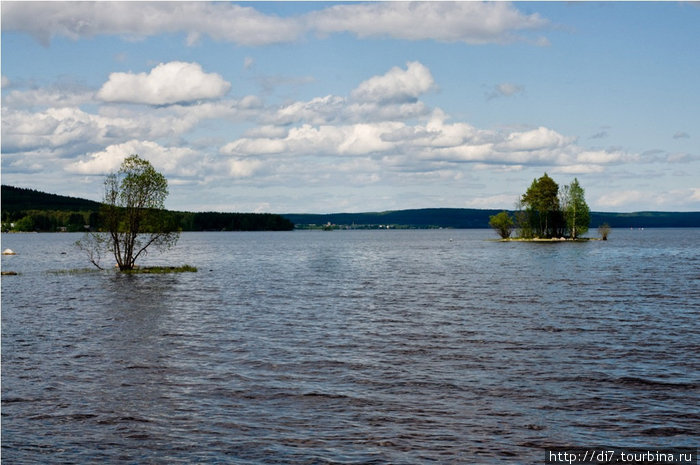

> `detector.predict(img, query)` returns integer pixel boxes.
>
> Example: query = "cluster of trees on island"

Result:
[489,173,602,240]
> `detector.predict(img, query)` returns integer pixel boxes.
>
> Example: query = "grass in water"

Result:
[47,268,103,275]
[123,265,198,274]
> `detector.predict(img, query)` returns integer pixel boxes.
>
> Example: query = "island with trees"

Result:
[489,174,595,241]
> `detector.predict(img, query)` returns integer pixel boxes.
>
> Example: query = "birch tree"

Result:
[560,178,590,239]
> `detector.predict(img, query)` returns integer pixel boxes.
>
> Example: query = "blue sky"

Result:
[2,1,699,213]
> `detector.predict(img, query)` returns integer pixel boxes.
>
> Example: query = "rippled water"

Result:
[2,229,698,464]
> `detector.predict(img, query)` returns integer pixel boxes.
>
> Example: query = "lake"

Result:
[2,229,698,464]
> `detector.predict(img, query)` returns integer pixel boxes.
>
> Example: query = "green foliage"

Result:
[1,185,101,212]
[521,173,563,238]
[78,154,179,271]
[489,211,515,239]
[513,199,534,238]
[560,178,590,238]
[13,215,35,232]
[182,211,294,231]
[518,174,590,239]
[283,208,503,229]
[122,265,198,274]
[2,185,294,232]
[47,268,103,275]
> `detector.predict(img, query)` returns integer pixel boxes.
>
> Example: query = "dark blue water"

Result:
[2,229,698,464]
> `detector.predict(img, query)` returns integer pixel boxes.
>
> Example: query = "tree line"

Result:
[1,186,294,233]
[2,209,294,233]
[489,173,593,239]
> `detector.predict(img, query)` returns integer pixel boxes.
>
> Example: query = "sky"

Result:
[2,1,699,214]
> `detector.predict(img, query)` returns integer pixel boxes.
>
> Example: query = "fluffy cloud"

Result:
[2,107,113,152]
[97,61,231,105]
[68,140,201,176]
[220,98,638,177]
[228,159,263,178]
[3,105,188,153]
[210,53,645,176]
[496,127,573,152]
[2,97,260,159]
[222,122,404,158]
[3,86,95,108]
[308,2,548,44]
[3,59,661,211]
[1,2,303,46]
[351,61,435,104]
[2,1,549,46]
[270,95,346,126]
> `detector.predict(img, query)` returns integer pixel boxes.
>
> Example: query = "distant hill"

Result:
[1,185,294,232]
[2,185,102,212]
[284,209,700,229]
[3,185,698,231]
[282,208,504,229]
[590,211,700,229]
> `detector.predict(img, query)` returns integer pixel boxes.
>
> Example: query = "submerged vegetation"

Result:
[122,265,198,274]
[44,265,197,275]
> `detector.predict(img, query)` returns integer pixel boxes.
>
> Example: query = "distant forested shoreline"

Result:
[3,185,699,232]
[1,185,294,232]
[283,209,700,230]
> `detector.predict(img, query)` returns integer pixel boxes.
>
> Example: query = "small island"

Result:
[489,174,608,241]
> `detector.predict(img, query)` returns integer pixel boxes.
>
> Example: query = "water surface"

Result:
[2,229,698,463]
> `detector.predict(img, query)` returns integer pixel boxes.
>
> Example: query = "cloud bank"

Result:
[2,1,549,46]
[308,2,548,44]
[2,44,697,211]
[2,60,657,181]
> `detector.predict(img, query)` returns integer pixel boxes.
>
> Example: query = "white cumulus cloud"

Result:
[3,86,95,108]
[497,127,573,152]
[351,61,435,104]
[2,2,550,46]
[97,61,231,105]
[1,2,303,46]
[221,122,405,158]
[307,2,548,44]
[68,139,201,176]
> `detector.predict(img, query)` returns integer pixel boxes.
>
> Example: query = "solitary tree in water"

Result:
[77,154,179,270]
